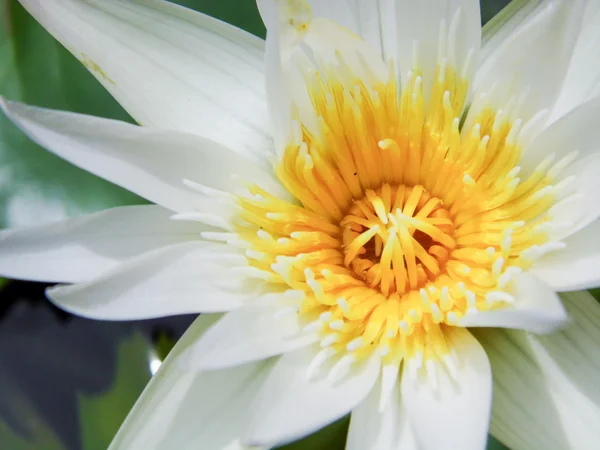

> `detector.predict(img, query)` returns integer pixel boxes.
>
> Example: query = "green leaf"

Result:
[481,0,509,25]
[0,0,143,228]
[0,420,65,450]
[275,417,349,450]
[77,332,152,450]
[488,435,509,450]
[153,330,177,361]
[588,288,600,302]
[0,368,66,450]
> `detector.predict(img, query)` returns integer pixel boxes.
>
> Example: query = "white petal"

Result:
[475,290,600,450]
[1,99,279,213]
[521,95,600,172]
[257,0,292,153]
[257,0,394,151]
[298,16,387,117]
[18,0,271,158]
[341,0,397,63]
[395,0,481,102]
[242,346,381,447]
[109,314,269,450]
[471,0,584,127]
[305,0,359,35]
[261,0,392,52]
[459,272,567,334]
[184,306,319,371]
[258,0,387,154]
[519,96,600,238]
[550,0,600,122]
[0,205,200,284]
[346,372,418,450]
[480,0,545,64]
[401,328,492,450]
[47,242,250,320]
[547,153,600,240]
[532,220,600,291]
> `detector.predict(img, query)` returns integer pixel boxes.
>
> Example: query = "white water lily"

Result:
[2,0,600,449]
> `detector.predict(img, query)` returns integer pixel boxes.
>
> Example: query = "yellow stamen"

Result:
[234,41,566,374]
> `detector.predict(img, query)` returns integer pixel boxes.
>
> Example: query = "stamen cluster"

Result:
[232,56,574,376]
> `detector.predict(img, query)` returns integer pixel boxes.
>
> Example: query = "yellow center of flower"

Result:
[234,55,572,373]
[341,184,455,297]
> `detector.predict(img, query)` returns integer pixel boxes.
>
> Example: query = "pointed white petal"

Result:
[109,314,269,450]
[0,205,201,283]
[550,0,600,121]
[521,95,600,171]
[47,242,249,320]
[257,0,387,154]
[305,0,359,35]
[532,220,600,291]
[477,328,568,449]
[475,291,600,450]
[347,373,418,450]
[297,15,387,117]
[342,0,397,63]
[261,0,394,59]
[395,0,481,102]
[471,0,584,126]
[480,1,545,64]
[401,328,492,450]
[546,153,600,240]
[256,0,291,153]
[257,0,394,151]
[18,0,271,158]
[1,99,278,213]
[459,273,567,334]
[519,96,600,238]
[185,306,319,371]
[242,347,381,447]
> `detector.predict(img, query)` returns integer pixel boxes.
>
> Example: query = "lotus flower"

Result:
[2,0,600,449]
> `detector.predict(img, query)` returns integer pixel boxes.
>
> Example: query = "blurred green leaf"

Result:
[0,0,142,228]
[77,332,151,450]
[153,330,177,361]
[0,420,65,450]
[276,417,349,450]
[488,435,509,450]
[0,369,66,450]
[481,0,508,25]
[588,288,600,302]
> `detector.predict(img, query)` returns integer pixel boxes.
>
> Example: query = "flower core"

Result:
[234,57,571,374]
[341,184,455,297]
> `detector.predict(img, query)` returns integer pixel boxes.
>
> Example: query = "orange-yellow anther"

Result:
[341,185,455,297]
